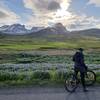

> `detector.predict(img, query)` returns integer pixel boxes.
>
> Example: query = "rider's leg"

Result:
[80,72,87,91]
[74,69,78,80]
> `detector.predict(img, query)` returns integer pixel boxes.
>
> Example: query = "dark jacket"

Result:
[73,51,87,72]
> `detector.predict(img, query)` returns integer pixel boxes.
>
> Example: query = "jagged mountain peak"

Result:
[53,23,68,34]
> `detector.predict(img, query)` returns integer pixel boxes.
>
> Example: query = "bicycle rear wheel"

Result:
[65,73,78,92]
[85,70,96,86]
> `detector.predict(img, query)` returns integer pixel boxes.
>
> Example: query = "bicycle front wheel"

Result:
[65,73,77,92]
[85,70,96,86]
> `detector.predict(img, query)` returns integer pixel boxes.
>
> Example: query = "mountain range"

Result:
[0,23,100,38]
[0,24,44,35]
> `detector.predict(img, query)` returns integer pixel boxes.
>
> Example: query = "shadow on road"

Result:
[65,87,99,100]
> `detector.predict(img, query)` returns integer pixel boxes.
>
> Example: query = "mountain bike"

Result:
[64,69,96,92]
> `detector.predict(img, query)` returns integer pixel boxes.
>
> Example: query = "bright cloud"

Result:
[96,24,100,28]
[23,0,100,30]
[23,0,72,27]
[23,0,71,12]
[88,0,100,7]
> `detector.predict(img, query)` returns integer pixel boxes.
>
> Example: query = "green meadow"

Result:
[0,35,100,86]
[0,35,100,64]
[0,35,100,51]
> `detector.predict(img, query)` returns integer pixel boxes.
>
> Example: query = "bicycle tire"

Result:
[85,70,96,86]
[64,73,78,92]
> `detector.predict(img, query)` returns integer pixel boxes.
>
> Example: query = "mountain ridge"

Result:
[0,23,100,38]
[0,24,44,35]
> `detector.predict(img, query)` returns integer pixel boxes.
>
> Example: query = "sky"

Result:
[0,0,100,30]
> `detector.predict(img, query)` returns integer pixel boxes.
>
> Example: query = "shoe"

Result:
[83,88,88,92]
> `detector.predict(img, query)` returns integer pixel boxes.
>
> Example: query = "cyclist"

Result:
[73,48,88,92]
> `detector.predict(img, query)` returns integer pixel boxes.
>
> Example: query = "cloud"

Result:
[0,1,20,26]
[66,15,100,30]
[0,0,99,31]
[23,0,70,13]
[88,0,100,7]
[23,0,72,27]
[23,0,72,15]
[33,0,61,12]
[23,0,100,30]
[23,0,35,12]
[96,24,100,28]
[0,11,8,18]
[48,1,61,11]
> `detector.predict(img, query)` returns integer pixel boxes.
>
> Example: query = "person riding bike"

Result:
[73,48,88,92]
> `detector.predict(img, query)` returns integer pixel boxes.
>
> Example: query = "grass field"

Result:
[0,35,100,51]
[0,35,100,64]
[0,35,100,86]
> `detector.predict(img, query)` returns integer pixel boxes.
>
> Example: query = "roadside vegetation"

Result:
[0,63,100,86]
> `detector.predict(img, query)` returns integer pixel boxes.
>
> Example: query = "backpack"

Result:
[73,52,81,63]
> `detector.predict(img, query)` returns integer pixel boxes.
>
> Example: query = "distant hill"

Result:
[71,28,100,37]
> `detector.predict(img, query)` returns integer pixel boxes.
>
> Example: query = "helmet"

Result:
[78,48,84,51]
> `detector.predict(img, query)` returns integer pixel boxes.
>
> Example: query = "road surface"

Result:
[0,86,100,100]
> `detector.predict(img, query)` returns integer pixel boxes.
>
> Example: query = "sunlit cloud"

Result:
[23,0,72,27]
[96,24,100,28]
[23,0,100,30]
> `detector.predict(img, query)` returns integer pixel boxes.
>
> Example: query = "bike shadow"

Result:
[65,87,97,100]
